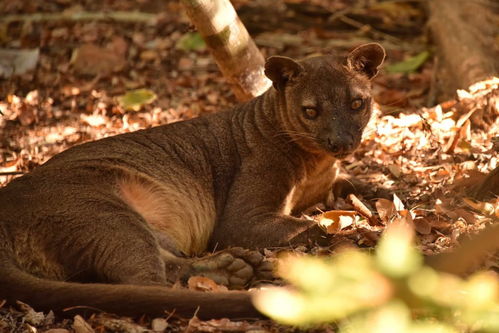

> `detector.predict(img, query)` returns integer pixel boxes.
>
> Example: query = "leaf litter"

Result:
[0,0,497,332]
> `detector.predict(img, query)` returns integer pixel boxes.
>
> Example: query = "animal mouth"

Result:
[321,139,358,158]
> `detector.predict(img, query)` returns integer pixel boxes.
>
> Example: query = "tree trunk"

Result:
[429,0,498,100]
[181,0,271,101]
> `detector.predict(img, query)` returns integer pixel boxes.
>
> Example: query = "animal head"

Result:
[265,43,385,158]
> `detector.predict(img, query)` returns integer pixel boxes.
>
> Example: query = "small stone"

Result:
[151,318,168,332]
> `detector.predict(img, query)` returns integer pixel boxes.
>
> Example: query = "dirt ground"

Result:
[0,0,497,332]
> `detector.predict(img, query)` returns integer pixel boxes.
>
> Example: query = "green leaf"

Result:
[176,32,206,51]
[118,89,157,111]
[375,222,422,277]
[386,51,430,74]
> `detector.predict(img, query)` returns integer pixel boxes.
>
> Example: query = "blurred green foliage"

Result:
[117,88,157,111]
[253,223,498,332]
[386,51,430,74]
[176,32,206,52]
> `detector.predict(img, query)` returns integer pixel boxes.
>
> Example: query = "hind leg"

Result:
[96,236,167,286]
[52,209,169,286]
[55,200,271,288]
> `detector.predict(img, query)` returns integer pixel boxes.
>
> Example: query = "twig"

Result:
[0,171,24,176]
[327,8,352,24]
[62,305,105,313]
[0,11,158,24]
[347,194,379,225]
[338,16,402,44]
[426,56,439,107]
[381,0,429,3]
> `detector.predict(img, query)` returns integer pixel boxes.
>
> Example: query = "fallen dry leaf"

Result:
[187,276,228,292]
[414,217,432,235]
[393,209,415,229]
[462,197,497,217]
[318,210,357,234]
[71,43,126,76]
[186,317,262,333]
[375,198,397,224]
[72,315,94,333]
[388,164,402,178]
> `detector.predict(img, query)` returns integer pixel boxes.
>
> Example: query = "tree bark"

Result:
[181,0,271,101]
[429,0,498,100]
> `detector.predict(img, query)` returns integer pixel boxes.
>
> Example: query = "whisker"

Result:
[274,130,315,140]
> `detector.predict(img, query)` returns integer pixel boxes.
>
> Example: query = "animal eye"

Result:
[351,98,364,110]
[302,107,319,120]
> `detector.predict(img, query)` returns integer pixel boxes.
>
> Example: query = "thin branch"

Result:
[338,16,402,44]
[0,171,25,176]
[0,11,158,24]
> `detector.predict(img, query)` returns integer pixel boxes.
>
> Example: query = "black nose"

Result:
[327,136,354,153]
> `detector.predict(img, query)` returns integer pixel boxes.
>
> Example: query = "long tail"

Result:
[0,254,261,319]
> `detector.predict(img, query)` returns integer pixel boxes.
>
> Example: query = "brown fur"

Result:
[0,44,385,319]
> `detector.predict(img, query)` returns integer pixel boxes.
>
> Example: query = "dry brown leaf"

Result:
[444,119,471,153]
[388,164,402,178]
[17,104,37,126]
[375,198,397,224]
[462,197,496,217]
[431,219,452,232]
[396,209,415,227]
[71,44,126,76]
[16,301,45,326]
[186,317,262,333]
[453,208,478,224]
[318,210,357,234]
[0,159,19,173]
[73,315,94,333]
[187,276,228,292]
[414,217,432,235]
[434,198,458,218]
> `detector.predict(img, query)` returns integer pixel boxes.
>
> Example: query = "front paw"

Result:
[185,247,274,289]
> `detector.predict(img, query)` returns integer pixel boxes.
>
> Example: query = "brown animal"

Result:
[0,44,385,319]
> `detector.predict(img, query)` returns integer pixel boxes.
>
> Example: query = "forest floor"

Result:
[0,0,497,332]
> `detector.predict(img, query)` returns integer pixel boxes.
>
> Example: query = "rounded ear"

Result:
[346,43,386,79]
[264,56,304,91]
